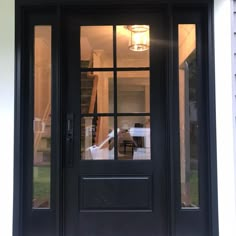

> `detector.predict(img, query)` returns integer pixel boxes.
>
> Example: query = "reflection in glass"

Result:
[117,71,150,113]
[178,24,199,208]
[80,26,113,68]
[81,72,113,114]
[116,25,150,67]
[117,116,150,160]
[81,116,114,160]
[33,26,51,208]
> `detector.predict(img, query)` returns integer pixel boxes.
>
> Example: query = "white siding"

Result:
[233,2,236,230]
[233,3,236,120]
[234,34,236,54]
[214,0,236,235]
[0,0,14,236]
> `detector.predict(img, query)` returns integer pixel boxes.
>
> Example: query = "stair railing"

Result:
[34,102,51,157]
[94,117,101,145]
[86,53,101,143]
[87,73,98,113]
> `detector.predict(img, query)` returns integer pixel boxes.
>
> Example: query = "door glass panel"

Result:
[80,26,113,68]
[81,116,114,160]
[178,24,199,208]
[117,71,150,113]
[80,24,151,161]
[33,26,51,208]
[117,116,150,160]
[81,71,113,114]
[116,25,150,68]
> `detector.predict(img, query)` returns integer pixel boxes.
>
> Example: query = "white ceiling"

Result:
[80,25,149,66]
[35,24,195,86]
[35,24,194,62]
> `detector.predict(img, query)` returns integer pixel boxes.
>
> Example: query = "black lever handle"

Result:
[66,113,74,167]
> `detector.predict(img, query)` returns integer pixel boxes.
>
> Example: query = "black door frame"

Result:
[14,2,218,236]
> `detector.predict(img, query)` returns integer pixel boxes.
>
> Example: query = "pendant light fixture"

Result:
[127,25,149,52]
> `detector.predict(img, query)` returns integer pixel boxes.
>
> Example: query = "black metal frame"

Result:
[14,1,218,236]
[172,8,212,236]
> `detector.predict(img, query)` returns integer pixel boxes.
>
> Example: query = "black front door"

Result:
[62,9,168,236]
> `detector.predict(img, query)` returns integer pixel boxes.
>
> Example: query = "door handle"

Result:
[66,113,74,167]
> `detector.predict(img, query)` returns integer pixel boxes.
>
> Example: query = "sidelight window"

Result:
[33,26,52,208]
[178,24,199,208]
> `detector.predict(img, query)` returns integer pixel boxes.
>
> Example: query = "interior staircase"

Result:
[33,59,100,206]
[80,67,100,158]
[81,71,97,113]
[34,60,100,162]
[34,115,51,166]
[33,114,51,208]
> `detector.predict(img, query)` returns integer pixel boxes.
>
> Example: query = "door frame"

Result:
[14,2,218,236]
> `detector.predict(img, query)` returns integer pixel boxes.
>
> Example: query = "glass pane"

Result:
[117,71,150,113]
[33,26,51,208]
[81,72,113,114]
[117,116,150,160]
[81,116,114,160]
[178,24,199,208]
[116,25,150,68]
[80,26,113,68]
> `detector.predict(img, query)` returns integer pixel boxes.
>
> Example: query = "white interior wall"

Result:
[214,0,236,235]
[0,0,14,235]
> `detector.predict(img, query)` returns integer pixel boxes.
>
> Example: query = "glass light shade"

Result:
[127,25,149,32]
[129,30,149,52]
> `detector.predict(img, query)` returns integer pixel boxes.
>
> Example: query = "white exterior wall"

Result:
[214,0,236,235]
[0,0,14,235]
[233,0,236,203]
[0,0,236,235]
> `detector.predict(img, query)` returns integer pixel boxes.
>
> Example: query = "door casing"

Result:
[14,2,218,236]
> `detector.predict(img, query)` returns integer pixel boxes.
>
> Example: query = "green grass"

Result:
[33,166,50,205]
[32,166,199,207]
[190,170,199,206]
